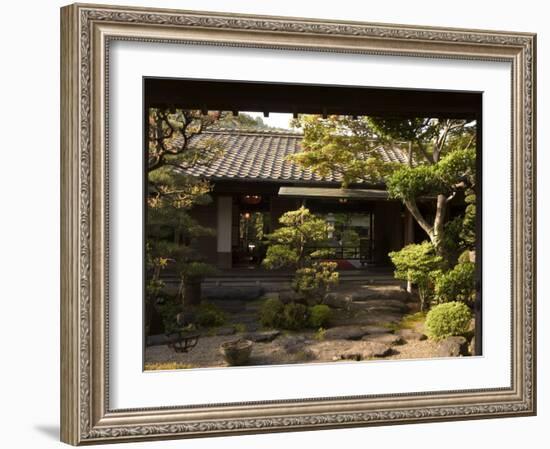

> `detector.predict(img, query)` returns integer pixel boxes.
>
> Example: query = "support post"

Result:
[216,196,232,269]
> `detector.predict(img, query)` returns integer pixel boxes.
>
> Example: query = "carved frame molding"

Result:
[60,3,536,445]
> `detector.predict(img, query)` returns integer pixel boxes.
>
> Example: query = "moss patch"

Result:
[144,362,195,371]
[400,312,427,329]
[380,312,426,332]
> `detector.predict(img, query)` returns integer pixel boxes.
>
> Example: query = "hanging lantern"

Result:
[242,195,262,205]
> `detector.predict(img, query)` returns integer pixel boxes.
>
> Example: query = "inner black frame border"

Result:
[141,76,484,371]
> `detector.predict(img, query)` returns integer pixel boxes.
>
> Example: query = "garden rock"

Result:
[397,329,427,342]
[362,333,404,346]
[340,342,393,359]
[309,340,391,360]
[436,336,468,357]
[468,336,476,355]
[323,325,368,340]
[279,335,308,354]
[305,295,323,307]
[245,330,281,343]
[279,290,305,305]
[322,292,351,309]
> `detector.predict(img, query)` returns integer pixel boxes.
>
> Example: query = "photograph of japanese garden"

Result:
[144,79,481,370]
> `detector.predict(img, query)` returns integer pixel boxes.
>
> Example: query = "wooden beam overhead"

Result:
[145,78,481,119]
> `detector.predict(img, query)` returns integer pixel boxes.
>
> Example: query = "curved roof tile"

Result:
[172,129,409,183]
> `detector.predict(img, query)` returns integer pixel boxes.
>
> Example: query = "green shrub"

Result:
[181,261,219,282]
[259,298,285,328]
[308,304,332,328]
[434,262,476,304]
[425,302,472,340]
[259,299,311,330]
[389,242,443,310]
[441,216,465,264]
[314,327,327,340]
[293,262,339,298]
[460,190,477,247]
[195,302,226,328]
[282,302,309,330]
[458,249,473,264]
[157,296,182,334]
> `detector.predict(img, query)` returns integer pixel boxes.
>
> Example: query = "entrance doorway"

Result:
[235,211,271,266]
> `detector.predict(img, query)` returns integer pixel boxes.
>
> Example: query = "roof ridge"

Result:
[204,127,304,137]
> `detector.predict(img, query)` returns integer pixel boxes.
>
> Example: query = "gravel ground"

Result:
[145,330,452,369]
[144,283,471,370]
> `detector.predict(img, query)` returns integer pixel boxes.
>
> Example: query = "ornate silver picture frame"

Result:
[60,3,536,445]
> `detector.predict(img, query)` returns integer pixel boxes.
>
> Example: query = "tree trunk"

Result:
[404,199,435,242]
[183,281,202,307]
[432,194,448,257]
[406,279,413,294]
[418,288,426,312]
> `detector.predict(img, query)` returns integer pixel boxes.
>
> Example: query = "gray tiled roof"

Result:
[176,129,410,183]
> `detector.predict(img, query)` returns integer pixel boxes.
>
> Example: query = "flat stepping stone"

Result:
[362,333,404,346]
[309,340,392,360]
[397,329,427,341]
[362,299,408,310]
[358,306,407,316]
[340,342,393,359]
[324,325,369,340]
[362,314,403,325]
[362,325,393,335]
[348,304,405,314]
[245,330,281,343]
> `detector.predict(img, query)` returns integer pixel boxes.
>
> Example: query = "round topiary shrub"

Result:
[425,301,472,341]
[308,304,332,328]
[259,298,285,328]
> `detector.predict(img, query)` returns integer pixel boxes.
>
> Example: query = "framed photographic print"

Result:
[60,3,537,445]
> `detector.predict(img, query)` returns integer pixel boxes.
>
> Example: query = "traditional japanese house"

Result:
[179,128,420,270]
[145,78,480,273]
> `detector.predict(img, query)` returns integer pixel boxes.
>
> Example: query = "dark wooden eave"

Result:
[145,78,482,120]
